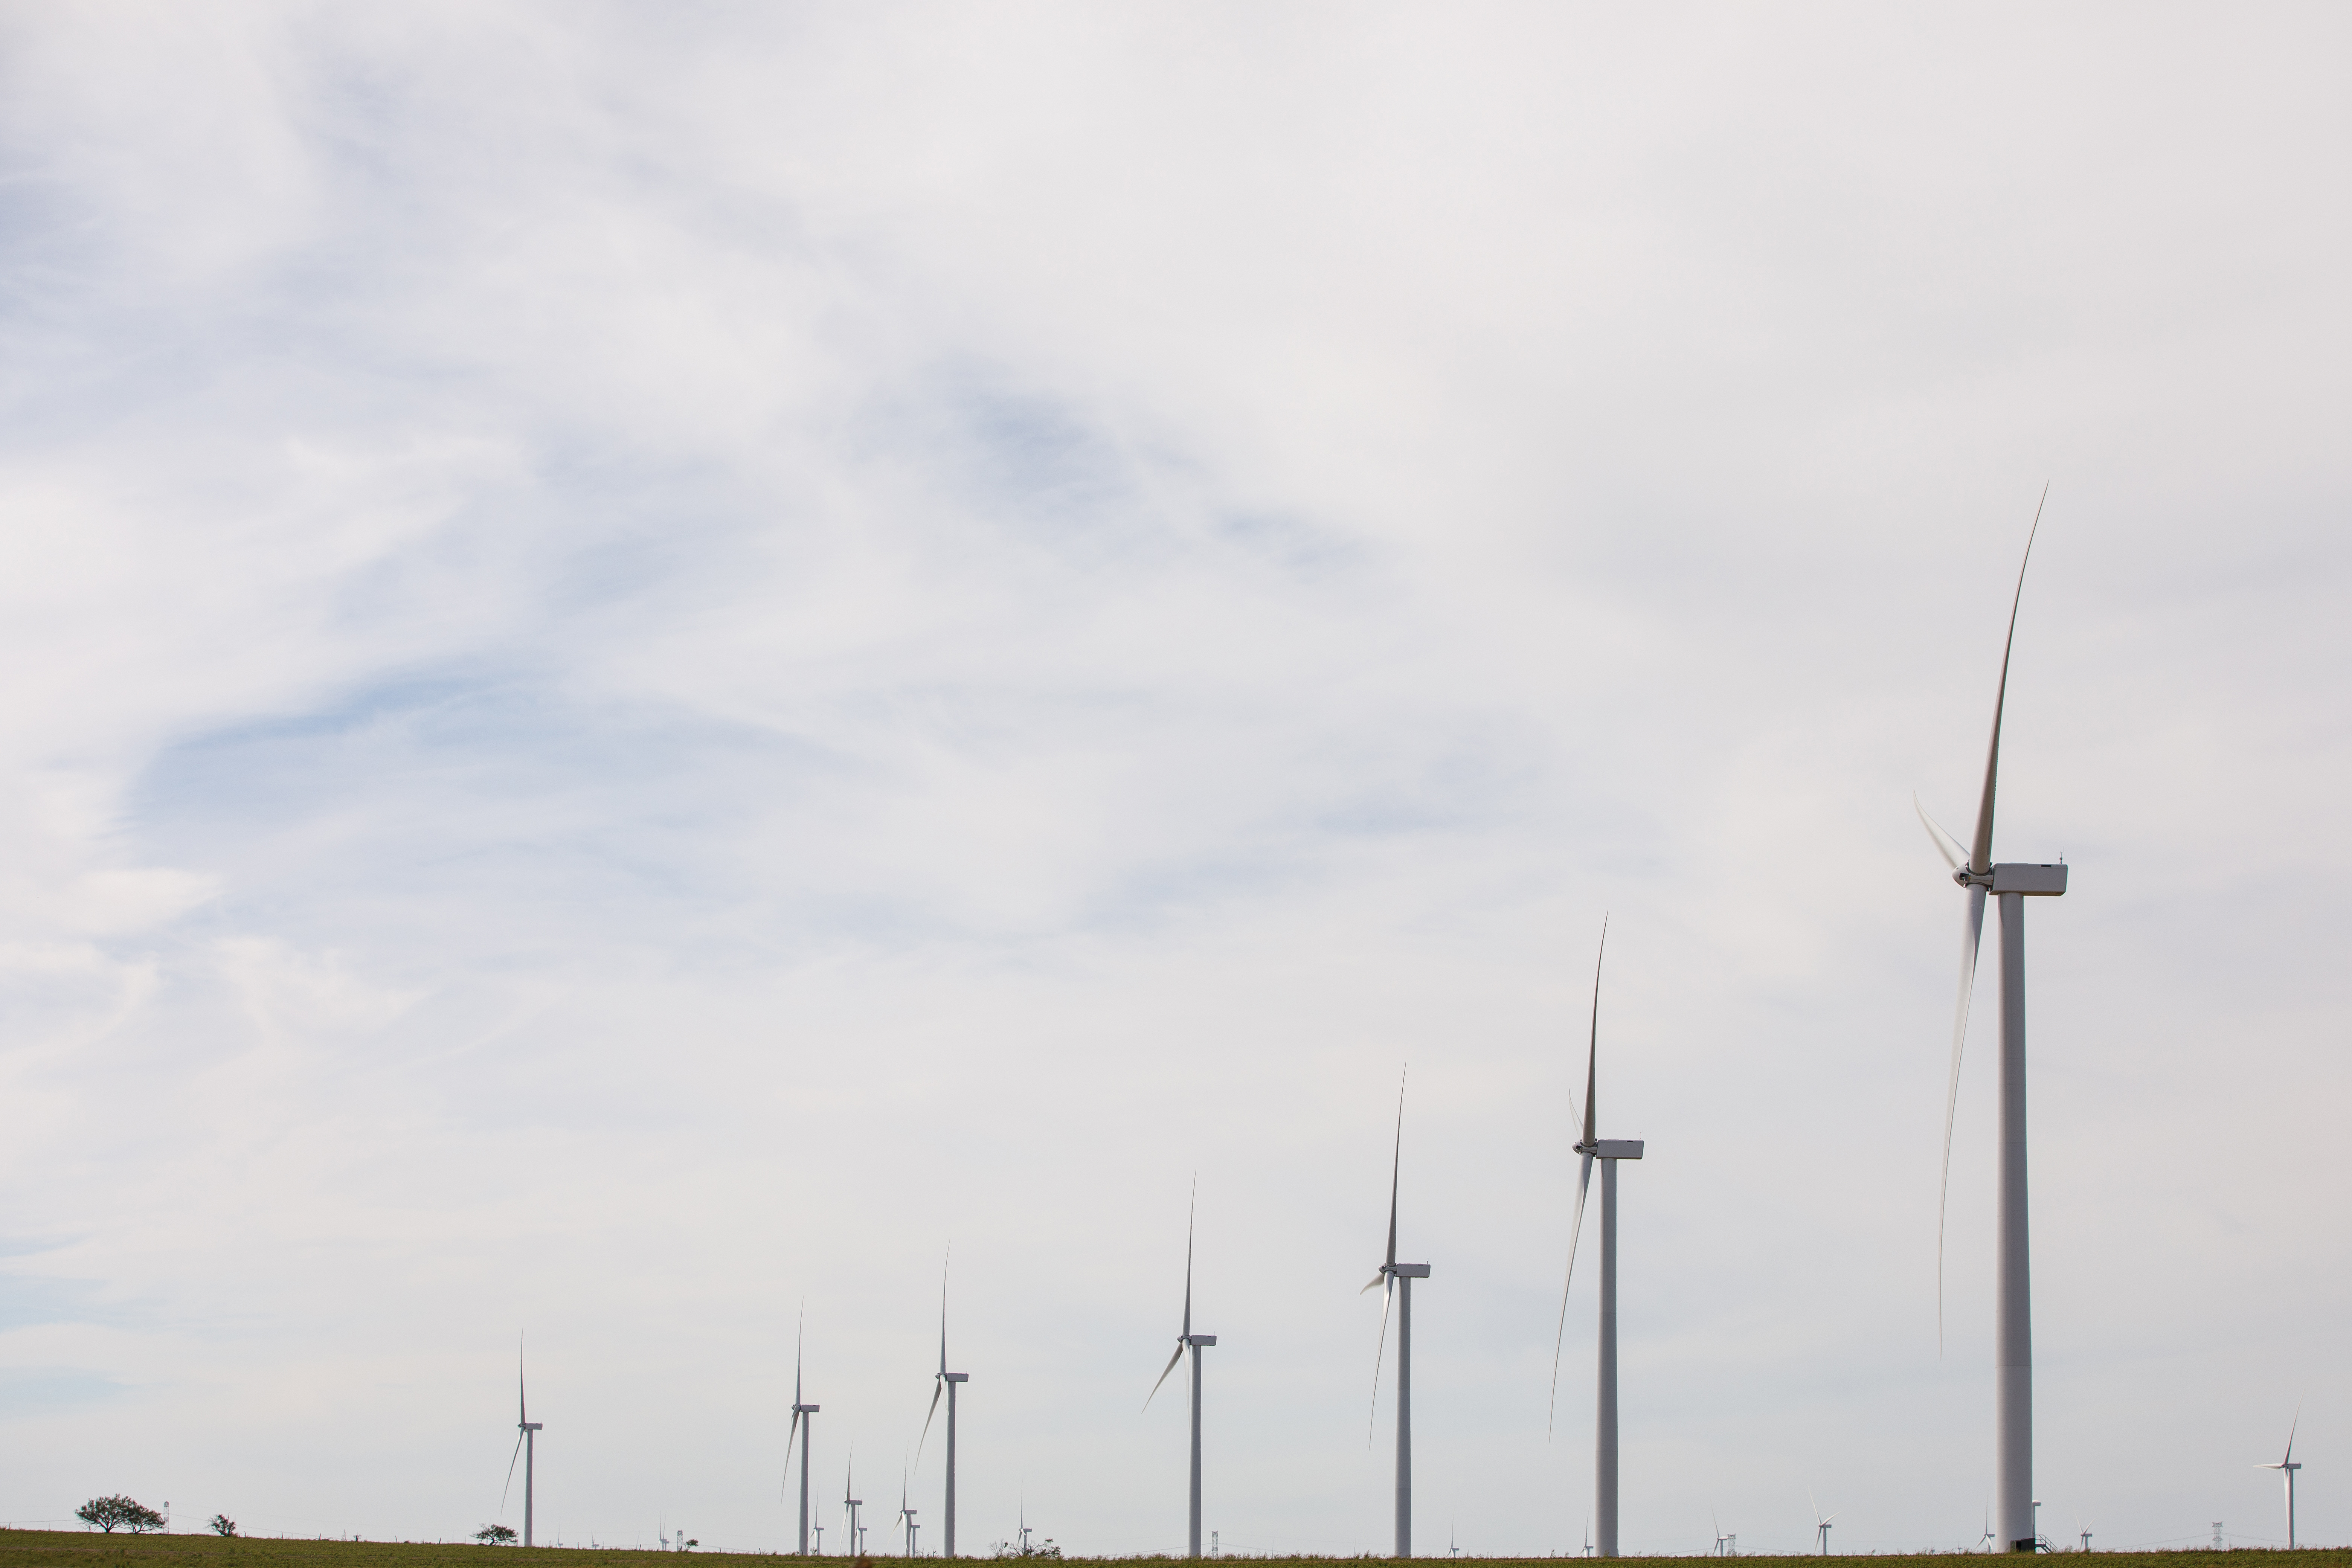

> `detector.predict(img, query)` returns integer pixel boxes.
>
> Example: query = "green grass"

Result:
[3,1537,2348,1568]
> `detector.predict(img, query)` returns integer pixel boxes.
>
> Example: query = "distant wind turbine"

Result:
[500,1336,546,1548]
[917,1252,971,1557]
[844,1451,865,1560]
[1917,491,2069,1555]
[899,1470,920,1558]
[1145,1178,1217,1559]
[1812,1495,1835,1556]
[1547,921,1646,1559]
[784,1310,821,1556]
[1363,1069,1432,1558]
[1712,1512,1734,1557]
[2258,1406,2303,1549]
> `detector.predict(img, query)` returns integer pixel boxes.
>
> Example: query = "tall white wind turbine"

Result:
[2257,1407,2303,1549]
[1811,1496,1836,1556]
[784,1312,821,1556]
[1919,494,2068,1553]
[917,1253,971,1557]
[500,1337,546,1548]
[1364,1071,1432,1557]
[1547,922,1645,1558]
[1145,1179,1216,1559]
[844,1451,865,1560]
[899,1470,920,1558]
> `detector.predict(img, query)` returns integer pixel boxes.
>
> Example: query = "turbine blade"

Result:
[1970,485,2047,876]
[1915,795,1967,872]
[1184,1177,1197,1341]
[1385,1067,1405,1272]
[1367,1273,1395,1444]
[2285,1400,2302,1464]
[783,1406,803,1497]
[938,1248,950,1377]
[1583,918,1607,1147]
[502,1431,526,1513]
[1937,884,1987,1352]
[1143,1340,1186,1411]
[1359,1273,1387,1295]
[1547,1150,1596,1439]
[915,1380,944,1469]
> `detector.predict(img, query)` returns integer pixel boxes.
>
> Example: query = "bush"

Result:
[474,1525,519,1545]
[210,1516,237,1538]
[76,1496,167,1534]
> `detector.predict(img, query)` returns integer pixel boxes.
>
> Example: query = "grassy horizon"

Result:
[3,1533,2349,1568]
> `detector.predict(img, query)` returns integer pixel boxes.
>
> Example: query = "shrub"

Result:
[76,1496,167,1534]
[210,1516,237,1538]
[474,1525,519,1545]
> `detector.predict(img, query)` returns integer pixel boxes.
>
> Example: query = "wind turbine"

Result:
[1547,921,1645,1559]
[1146,1179,1216,1559]
[1976,1509,1995,1553]
[844,1452,865,1562]
[2258,1406,2303,1549]
[500,1337,546,1548]
[1918,493,2068,1554]
[917,1252,971,1557]
[1712,1512,1734,1557]
[784,1311,821,1556]
[1812,1496,1836,1556]
[899,1471,920,1559]
[1363,1070,1432,1558]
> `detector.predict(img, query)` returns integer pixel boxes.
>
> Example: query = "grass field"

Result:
[4,1534,2349,1568]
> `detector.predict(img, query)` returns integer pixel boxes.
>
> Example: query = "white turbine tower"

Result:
[1919,495,2068,1554]
[499,1338,546,1547]
[1364,1070,1432,1558]
[917,1254,971,1558]
[784,1312,821,1556]
[2258,1407,2303,1550]
[1146,1180,1216,1559]
[1547,922,1645,1559]
[844,1452,865,1561]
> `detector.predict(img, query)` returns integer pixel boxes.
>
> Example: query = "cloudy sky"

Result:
[2,2,2348,1557]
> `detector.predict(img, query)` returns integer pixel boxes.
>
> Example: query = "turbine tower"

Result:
[1546,922,1645,1558]
[1146,1179,1216,1559]
[1364,1071,1432,1558]
[500,1338,546,1548]
[784,1313,821,1556]
[844,1452,865,1561]
[1918,493,2068,1554]
[918,1254,971,1558]
[2258,1407,2303,1550]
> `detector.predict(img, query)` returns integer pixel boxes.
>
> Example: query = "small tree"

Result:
[474,1524,519,1545]
[76,1496,167,1534]
[209,1516,237,1538]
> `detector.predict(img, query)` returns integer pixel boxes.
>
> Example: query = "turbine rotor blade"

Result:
[1183,1178,1196,1341]
[1385,1068,1405,1272]
[1143,1341,1186,1411]
[1367,1274,1395,1444]
[502,1431,526,1513]
[1971,485,2047,876]
[914,1380,943,1469]
[1915,795,1967,872]
[783,1406,804,1497]
[1937,884,1986,1352]
[1359,1272,1386,1295]
[1547,1150,1596,1439]
[1583,918,1607,1147]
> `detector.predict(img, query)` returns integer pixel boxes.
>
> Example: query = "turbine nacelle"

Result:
[1951,863,2068,894]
